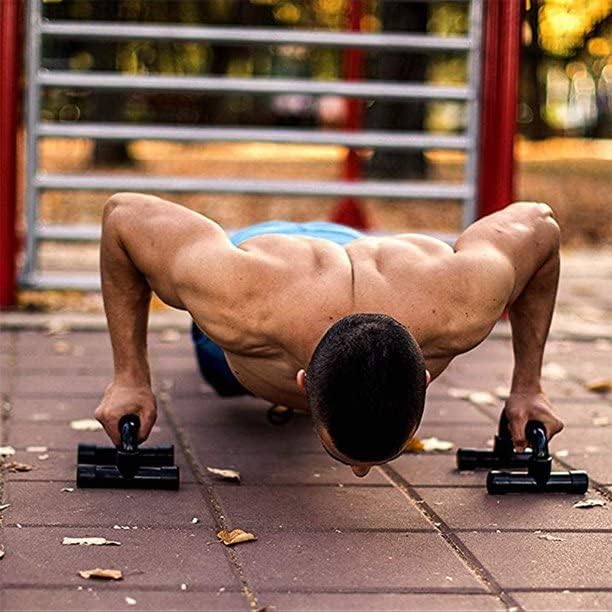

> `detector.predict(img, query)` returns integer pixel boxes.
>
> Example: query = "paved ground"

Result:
[0,323,611,611]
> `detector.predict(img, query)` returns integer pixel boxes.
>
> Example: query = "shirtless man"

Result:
[95,192,564,478]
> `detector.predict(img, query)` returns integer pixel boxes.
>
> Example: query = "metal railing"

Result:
[23,0,483,290]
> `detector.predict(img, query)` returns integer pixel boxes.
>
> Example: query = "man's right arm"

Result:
[96,192,255,445]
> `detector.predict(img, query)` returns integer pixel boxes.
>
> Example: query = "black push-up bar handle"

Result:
[77,464,180,490]
[456,411,531,470]
[77,444,175,466]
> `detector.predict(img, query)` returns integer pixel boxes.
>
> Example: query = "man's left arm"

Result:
[505,208,564,451]
[453,202,565,450]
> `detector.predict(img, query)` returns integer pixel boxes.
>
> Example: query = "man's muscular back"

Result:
[98,192,562,452]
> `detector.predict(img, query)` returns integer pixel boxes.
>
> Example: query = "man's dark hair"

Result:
[305,313,427,463]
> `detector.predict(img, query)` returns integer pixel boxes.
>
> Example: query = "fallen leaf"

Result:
[207,467,241,483]
[542,362,568,381]
[45,320,70,335]
[217,528,257,546]
[537,534,564,541]
[125,597,137,606]
[421,437,454,452]
[70,419,103,432]
[585,379,612,394]
[573,499,606,509]
[403,436,425,453]
[0,504,10,512]
[160,329,181,343]
[191,517,199,524]
[592,416,609,427]
[53,340,73,355]
[594,339,612,351]
[0,548,4,560]
[468,391,497,406]
[494,386,510,400]
[26,446,48,453]
[38,454,49,461]
[3,462,33,473]
[63,537,121,546]
[0,447,16,458]
[78,568,123,580]
[447,388,472,400]
[61,488,74,493]
[180,583,187,591]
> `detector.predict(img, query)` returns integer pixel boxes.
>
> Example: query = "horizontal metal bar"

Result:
[40,21,472,52]
[35,173,471,200]
[38,122,471,150]
[36,224,101,241]
[21,272,101,291]
[38,71,471,101]
[35,224,460,245]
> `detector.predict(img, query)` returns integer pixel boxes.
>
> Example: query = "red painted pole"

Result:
[477,0,522,218]
[330,0,369,229]
[0,0,22,309]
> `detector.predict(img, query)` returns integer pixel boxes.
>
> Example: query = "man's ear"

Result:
[296,369,307,393]
[425,369,432,387]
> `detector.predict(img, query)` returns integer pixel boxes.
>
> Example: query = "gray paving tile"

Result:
[415,487,607,530]
[458,532,612,589]
[236,532,486,591]
[2,588,247,612]
[7,421,174,451]
[12,374,111,397]
[5,449,196,484]
[216,485,431,531]
[0,527,238,589]
[390,453,485,486]
[513,591,612,611]
[257,592,505,611]
[2,481,213,528]
[204,451,389,486]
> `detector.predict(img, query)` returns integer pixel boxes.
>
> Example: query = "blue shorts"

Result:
[192,220,364,396]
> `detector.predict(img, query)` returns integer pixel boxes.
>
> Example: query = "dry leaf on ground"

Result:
[468,391,497,406]
[61,488,74,493]
[217,528,257,546]
[0,504,10,512]
[592,416,609,427]
[70,419,103,432]
[63,537,121,546]
[3,462,33,473]
[0,447,16,458]
[45,320,70,335]
[0,548,4,560]
[160,329,181,343]
[542,362,568,381]
[125,597,137,605]
[573,499,606,509]
[422,437,454,452]
[537,534,564,541]
[53,340,73,355]
[26,446,48,453]
[404,437,425,453]
[78,568,123,580]
[494,386,510,400]
[206,467,241,483]
[585,379,612,394]
[447,388,472,400]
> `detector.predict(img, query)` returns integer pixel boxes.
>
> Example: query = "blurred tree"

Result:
[90,0,131,166]
[366,1,428,179]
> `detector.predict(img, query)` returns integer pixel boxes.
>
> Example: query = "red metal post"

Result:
[0,0,22,309]
[330,0,369,229]
[477,0,522,218]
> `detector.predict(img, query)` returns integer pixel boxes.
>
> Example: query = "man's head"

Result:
[296,313,429,477]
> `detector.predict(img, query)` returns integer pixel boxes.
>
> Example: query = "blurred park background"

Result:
[9,0,612,311]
